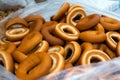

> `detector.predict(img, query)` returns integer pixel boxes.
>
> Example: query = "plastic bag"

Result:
[0,0,120,80]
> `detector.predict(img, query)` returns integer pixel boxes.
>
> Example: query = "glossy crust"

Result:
[76,14,100,31]
[48,46,65,56]
[5,27,29,41]
[17,31,42,54]
[117,41,120,56]
[55,23,80,41]
[5,17,28,29]
[29,19,43,32]
[100,16,120,31]
[64,41,81,64]
[106,31,120,51]
[0,42,16,54]
[12,50,27,63]
[16,52,52,80]
[0,50,14,72]
[67,6,86,26]
[24,14,45,23]
[79,49,111,65]
[51,2,70,21]
[79,23,106,43]
[99,44,116,59]
[41,22,64,46]
[77,42,93,65]
[49,52,65,73]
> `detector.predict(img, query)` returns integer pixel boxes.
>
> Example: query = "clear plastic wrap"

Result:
[0,0,120,80]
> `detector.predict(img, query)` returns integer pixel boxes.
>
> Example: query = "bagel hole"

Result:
[90,57,101,63]
[9,24,24,29]
[73,14,82,23]
[65,48,72,59]
[12,30,23,34]
[63,29,73,34]
[0,60,4,66]
[112,37,119,43]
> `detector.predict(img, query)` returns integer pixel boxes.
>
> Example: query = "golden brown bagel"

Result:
[0,50,14,72]
[5,17,28,29]
[79,23,106,43]
[17,31,42,54]
[55,23,80,41]
[64,41,81,64]
[79,49,111,65]
[99,44,116,59]
[106,31,120,51]
[51,2,70,21]
[67,5,86,26]
[5,27,29,41]
[100,16,120,31]
[16,52,52,80]
[49,52,65,73]
[76,14,100,31]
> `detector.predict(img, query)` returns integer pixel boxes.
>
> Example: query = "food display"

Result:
[0,1,120,80]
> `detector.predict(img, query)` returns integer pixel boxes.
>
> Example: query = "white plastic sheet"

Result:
[0,0,120,80]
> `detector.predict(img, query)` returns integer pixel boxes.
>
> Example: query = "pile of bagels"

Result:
[0,2,120,80]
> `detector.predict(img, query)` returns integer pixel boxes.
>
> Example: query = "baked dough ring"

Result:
[51,2,70,21]
[64,41,81,64]
[0,42,16,54]
[68,4,84,13]
[99,44,116,59]
[31,40,49,53]
[100,16,120,31]
[17,31,42,54]
[106,31,120,51]
[24,14,45,23]
[0,37,21,46]
[77,42,93,65]
[117,40,120,56]
[79,49,111,65]
[5,17,28,29]
[64,61,73,69]
[41,22,64,46]
[29,19,43,32]
[49,52,65,73]
[48,46,65,56]
[12,50,27,63]
[67,5,86,26]
[55,23,80,41]
[76,14,100,31]
[16,52,52,80]
[79,23,106,43]
[0,50,14,72]
[5,27,29,41]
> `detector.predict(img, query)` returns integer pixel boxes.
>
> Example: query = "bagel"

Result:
[64,41,81,64]
[16,52,52,80]
[41,22,64,46]
[17,31,42,54]
[79,23,106,43]
[24,14,45,23]
[67,5,86,26]
[99,44,116,59]
[48,46,65,56]
[0,50,14,72]
[76,14,100,31]
[55,23,80,41]
[100,16,120,31]
[79,49,111,65]
[49,52,65,73]
[51,2,70,21]
[106,31,120,51]
[5,17,28,29]
[5,27,29,41]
